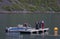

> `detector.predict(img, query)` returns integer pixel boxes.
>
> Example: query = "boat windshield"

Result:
[9,27,31,30]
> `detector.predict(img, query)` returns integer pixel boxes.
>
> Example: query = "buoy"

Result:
[54,27,58,36]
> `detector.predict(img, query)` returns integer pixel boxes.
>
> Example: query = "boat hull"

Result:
[5,29,47,34]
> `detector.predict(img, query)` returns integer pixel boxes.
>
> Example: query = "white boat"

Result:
[5,21,49,34]
[5,24,49,34]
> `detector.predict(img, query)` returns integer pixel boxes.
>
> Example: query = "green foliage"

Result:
[28,6,37,12]
[2,0,60,12]
[18,0,60,12]
[2,6,12,11]
[11,4,23,10]
[8,0,12,3]
[0,0,2,2]
[2,4,23,11]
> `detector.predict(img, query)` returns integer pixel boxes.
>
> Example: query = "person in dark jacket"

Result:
[39,21,41,28]
[35,21,39,29]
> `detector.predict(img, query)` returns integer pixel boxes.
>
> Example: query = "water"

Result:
[0,13,60,39]
[5,32,60,39]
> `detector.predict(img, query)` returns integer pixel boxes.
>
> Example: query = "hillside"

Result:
[0,0,60,12]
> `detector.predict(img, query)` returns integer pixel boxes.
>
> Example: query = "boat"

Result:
[5,21,49,35]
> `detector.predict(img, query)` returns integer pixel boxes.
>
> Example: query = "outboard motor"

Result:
[5,29,8,32]
[5,27,8,33]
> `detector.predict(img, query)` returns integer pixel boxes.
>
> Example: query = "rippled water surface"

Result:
[5,32,60,39]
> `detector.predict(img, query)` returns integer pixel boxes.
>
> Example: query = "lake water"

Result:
[5,32,60,39]
[0,13,60,39]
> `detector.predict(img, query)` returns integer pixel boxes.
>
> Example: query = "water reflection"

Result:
[6,32,21,39]
[5,32,60,39]
[5,32,43,39]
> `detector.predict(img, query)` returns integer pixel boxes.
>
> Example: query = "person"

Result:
[39,21,41,28]
[35,21,39,29]
[23,23,29,31]
[23,23,28,27]
[41,20,44,29]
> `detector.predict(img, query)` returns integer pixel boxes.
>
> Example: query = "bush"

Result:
[0,0,2,2]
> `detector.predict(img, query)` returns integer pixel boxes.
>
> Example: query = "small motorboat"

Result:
[5,21,49,35]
